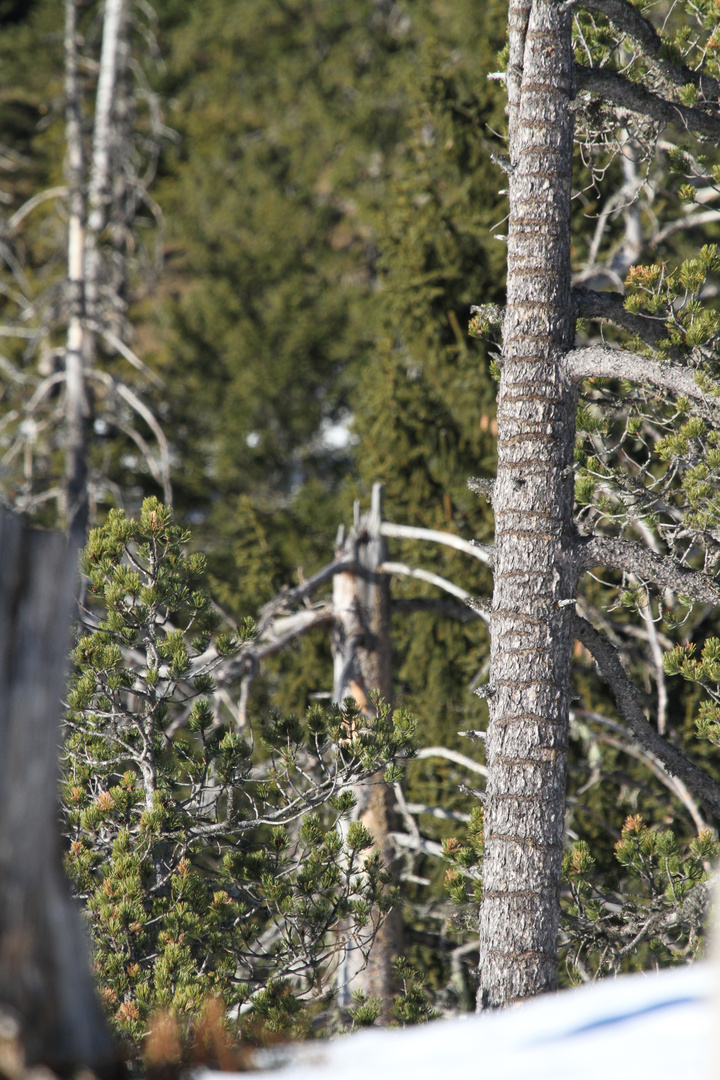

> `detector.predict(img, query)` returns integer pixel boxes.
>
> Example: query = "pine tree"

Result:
[63,498,415,1053]
[475,0,720,1007]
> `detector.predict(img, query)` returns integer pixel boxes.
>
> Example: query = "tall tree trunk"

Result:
[86,0,127,334]
[64,0,128,540]
[63,0,89,542]
[477,0,577,1008]
[0,510,116,1072]
[332,483,401,1021]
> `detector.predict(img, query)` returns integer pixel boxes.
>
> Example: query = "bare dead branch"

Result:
[572,612,720,819]
[580,534,720,606]
[255,558,355,634]
[403,803,471,823]
[415,746,488,778]
[378,561,491,623]
[101,328,164,389]
[380,520,493,565]
[392,597,484,622]
[652,208,720,249]
[565,344,720,425]
[572,708,708,832]
[8,187,68,232]
[90,371,171,503]
[575,66,720,141]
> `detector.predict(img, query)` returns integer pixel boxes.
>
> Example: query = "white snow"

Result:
[218,963,715,1080]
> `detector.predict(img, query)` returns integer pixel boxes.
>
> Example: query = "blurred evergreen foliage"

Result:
[2,0,720,1017]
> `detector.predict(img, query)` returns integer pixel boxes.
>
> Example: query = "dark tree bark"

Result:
[0,510,115,1072]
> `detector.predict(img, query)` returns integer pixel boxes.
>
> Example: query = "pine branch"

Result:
[573,288,682,357]
[565,344,720,425]
[578,0,720,101]
[579,534,720,606]
[574,66,720,142]
[572,612,720,819]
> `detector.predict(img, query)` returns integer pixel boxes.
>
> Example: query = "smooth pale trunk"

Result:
[332,485,401,1021]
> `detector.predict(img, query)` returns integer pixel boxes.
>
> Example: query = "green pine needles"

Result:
[561,816,718,979]
[62,499,415,1047]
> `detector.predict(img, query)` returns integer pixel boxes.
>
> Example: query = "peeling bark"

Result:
[332,484,401,1021]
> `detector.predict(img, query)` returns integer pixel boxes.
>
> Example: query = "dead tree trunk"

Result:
[63,0,90,542]
[0,510,115,1072]
[332,483,402,1020]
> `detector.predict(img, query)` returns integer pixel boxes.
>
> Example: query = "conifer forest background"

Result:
[2,0,720,1064]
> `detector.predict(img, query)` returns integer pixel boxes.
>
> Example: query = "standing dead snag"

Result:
[0,510,115,1072]
[63,0,90,541]
[332,483,402,1021]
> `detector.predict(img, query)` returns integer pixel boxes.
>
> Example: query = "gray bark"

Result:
[477,0,577,1009]
[87,0,127,235]
[580,535,720,607]
[575,66,720,141]
[572,289,682,357]
[578,0,720,99]
[566,344,720,425]
[84,0,127,368]
[572,613,720,818]
[476,0,720,1010]
[0,510,115,1071]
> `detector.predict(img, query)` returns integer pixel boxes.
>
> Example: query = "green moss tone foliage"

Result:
[348,958,437,1029]
[561,817,718,978]
[665,637,720,746]
[347,16,505,976]
[151,0,415,544]
[62,499,415,1046]
[445,800,717,982]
